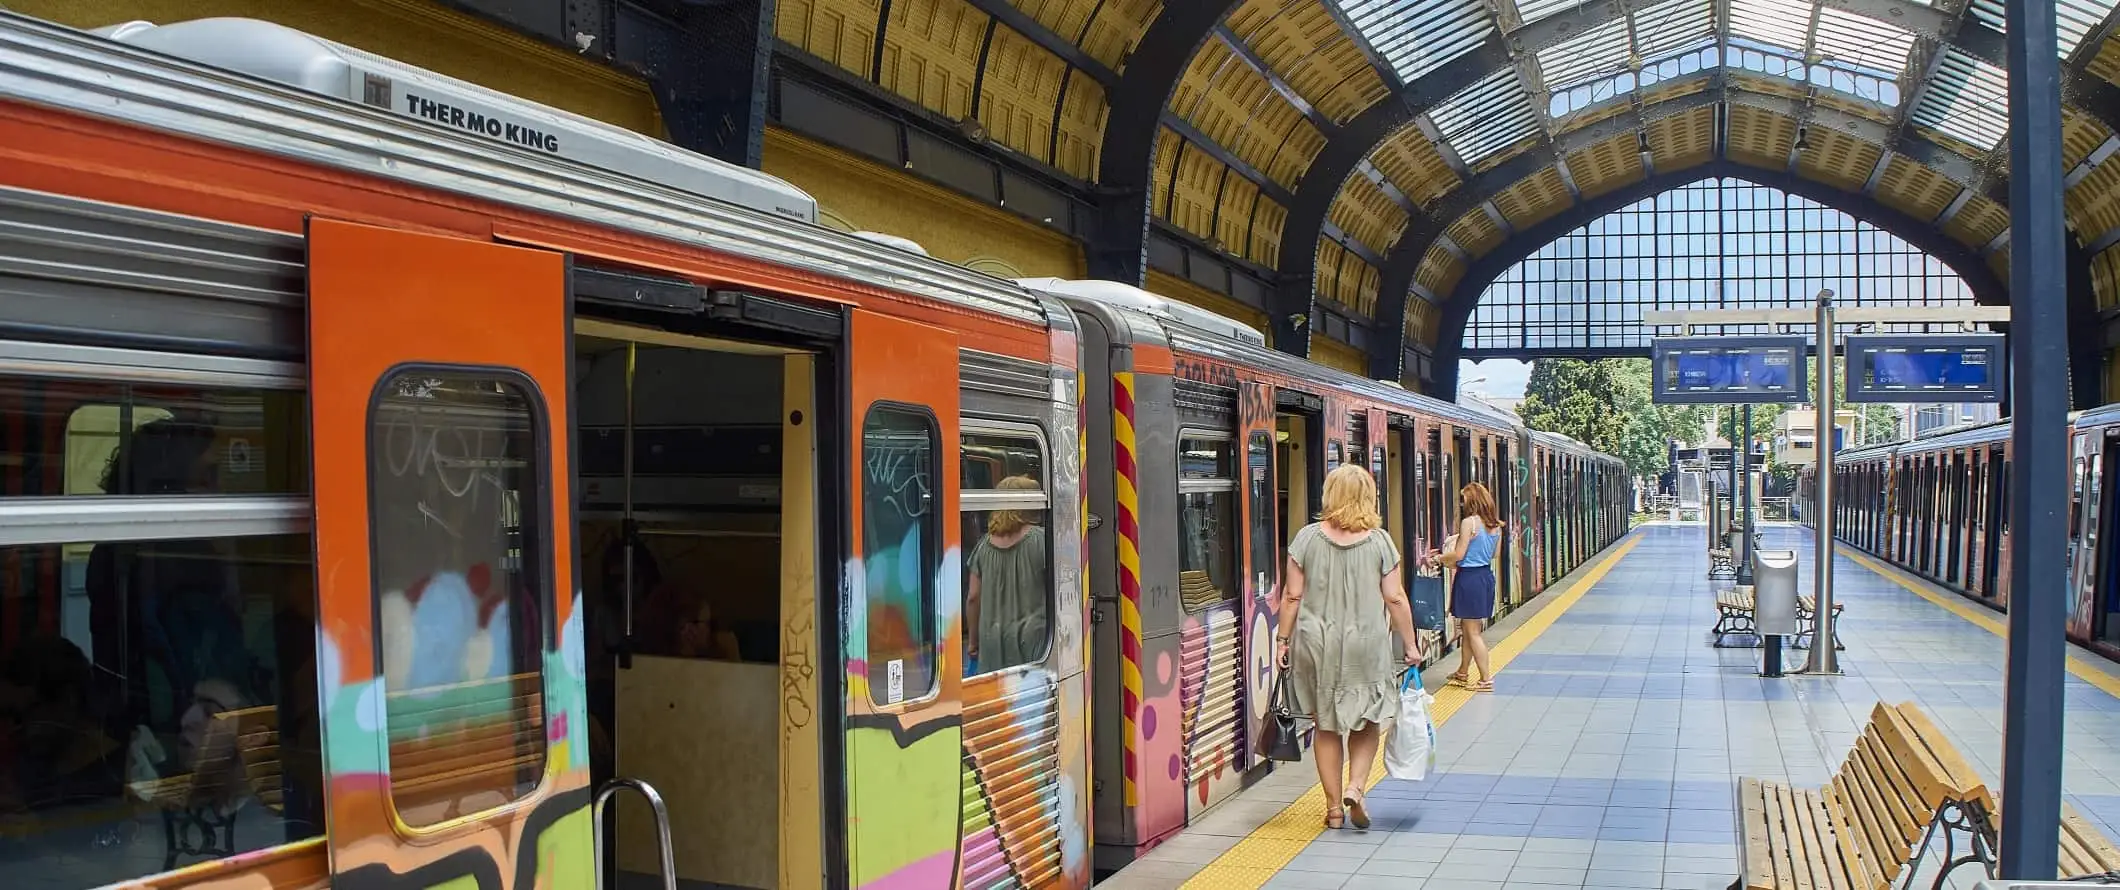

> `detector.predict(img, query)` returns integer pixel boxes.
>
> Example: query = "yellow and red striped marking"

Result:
[1113,372,1144,807]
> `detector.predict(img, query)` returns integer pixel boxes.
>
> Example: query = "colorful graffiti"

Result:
[1178,606,1244,810]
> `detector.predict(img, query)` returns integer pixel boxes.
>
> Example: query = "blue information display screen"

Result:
[1651,337,1808,404]
[1846,334,2005,403]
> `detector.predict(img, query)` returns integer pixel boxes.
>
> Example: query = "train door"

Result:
[1995,454,2013,604]
[1946,453,1965,586]
[843,310,963,886]
[575,313,829,890]
[2095,438,2120,643]
[1493,438,1515,609]
[1968,453,1988,596]
[307,220,594,886]
[1275,389,1323,557]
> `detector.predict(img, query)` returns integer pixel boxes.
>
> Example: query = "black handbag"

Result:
[1258,670,1306,762]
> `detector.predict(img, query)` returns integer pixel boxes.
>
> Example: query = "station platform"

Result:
[1098,522,2120,890]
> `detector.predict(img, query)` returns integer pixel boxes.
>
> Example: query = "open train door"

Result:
[306,218,592,887]
[843,309,965,887]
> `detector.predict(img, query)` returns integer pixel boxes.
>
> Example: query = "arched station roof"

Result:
[772,0,2120,396]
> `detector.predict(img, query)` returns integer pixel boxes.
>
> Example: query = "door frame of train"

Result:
[842,309,964,889]
[1236,381,1277,782]
[305,218,591,888]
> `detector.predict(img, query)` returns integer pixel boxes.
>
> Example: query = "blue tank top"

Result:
[1460,526,1498,568]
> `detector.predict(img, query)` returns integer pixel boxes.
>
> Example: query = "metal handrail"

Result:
[593,777,677,890]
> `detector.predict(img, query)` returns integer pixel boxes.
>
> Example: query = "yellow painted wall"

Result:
[1310,336,1368,377]
[762,128,1085,279]
[18,0,663,136]
[1145,270,1269,344]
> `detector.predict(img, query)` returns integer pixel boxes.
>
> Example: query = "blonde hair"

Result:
[986,474,1042,536]
[1318,463,1383,532]
[1460,482,1502,530]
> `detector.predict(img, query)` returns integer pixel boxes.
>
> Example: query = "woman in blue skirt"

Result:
[1425,482,1503,692]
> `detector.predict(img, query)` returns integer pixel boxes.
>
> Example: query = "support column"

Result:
[617,0,776,167]
[1999,0,2069,878]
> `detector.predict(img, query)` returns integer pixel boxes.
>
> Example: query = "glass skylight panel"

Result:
[1631,0,1716,60]
[1730,0,1811,53]
[1536,17,1631,92]
[1811,7,1914,76]
[1431,69,1540,165]
[1913,48,2009,149]
[1515,0,1590,27]
[1333,0,1493,83]
[1969,0,2111,57]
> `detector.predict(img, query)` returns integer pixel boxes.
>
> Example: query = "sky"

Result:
[1458,358,1532,398]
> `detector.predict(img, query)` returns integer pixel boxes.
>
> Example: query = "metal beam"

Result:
[1640,306,2010,325]
[1785,3,1827,174]
[1159,111,1298,206]
[955,0,1118,88]
[1212,24,1339,136]
[1086,0,1245,286]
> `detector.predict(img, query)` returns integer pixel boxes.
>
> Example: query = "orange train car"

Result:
[0,11,1630,890]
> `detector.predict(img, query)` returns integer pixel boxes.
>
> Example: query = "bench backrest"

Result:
[1823,702,1985,890]
[1892,702,2120,878]
[385,671,545,821]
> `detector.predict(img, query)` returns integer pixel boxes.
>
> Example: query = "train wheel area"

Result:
[1096,522,2120,890]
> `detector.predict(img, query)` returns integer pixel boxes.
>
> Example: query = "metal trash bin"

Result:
[1754,550,1801,635]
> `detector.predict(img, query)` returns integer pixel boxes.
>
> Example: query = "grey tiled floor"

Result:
[1101,522,2120,889]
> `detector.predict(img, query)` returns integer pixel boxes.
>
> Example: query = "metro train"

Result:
[0,12,1629,889]
[1797,406,2120,662]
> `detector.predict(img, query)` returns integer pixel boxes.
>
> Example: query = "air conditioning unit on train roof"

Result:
[1017,278,1267,347]
[851,232,929,256]
[92,17,819,225]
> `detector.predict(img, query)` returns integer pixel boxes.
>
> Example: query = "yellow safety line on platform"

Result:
[1177,534,1645,889]
[1838,545,2120,701]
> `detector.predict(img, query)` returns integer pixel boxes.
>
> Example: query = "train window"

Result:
[959,431,1050,676]
[0,376,309,498]
[861,406,941,706]
[0,533,324,886]
[370,371,548,827]
[1178,435,1238,613]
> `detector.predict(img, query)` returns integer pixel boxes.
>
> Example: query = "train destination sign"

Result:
[1651,336,1809,404]
[1844,334,2006,403]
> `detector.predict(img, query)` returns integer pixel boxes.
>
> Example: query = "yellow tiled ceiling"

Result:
[1492,168,1572,231]
[1912,123,1993,159]
[1730,72,1808,103]
[2092,245,2120,313]
[1553,97,1637,136]
[777,0,881,76]
[1725,103,1797,168]
[1468,133,1546,175]
[1318,247,1382,317]
[1229,0,1389,122]
[1447,206,1504,258]
[1216,174,1263,252]
[1168,140,1228,240]
[1316,239,1347,305]
[1171,40,1326,188]
[1988,245,2009,280]
[1944,194,2008,249]
[1794,127,1884,192]
[1813,91,1894,127]
[1405,296,1440,344]
[1008,0,1160,72]
[1415,243,1465,299]
[1054,71,1109,178]
[1874,155,1962,222]
[2087,32,2120,87]
[2068,158,2120,241]
[2063,110,2112,171]
[1566,132,1647,198]
[1329,175,1411,256]
[1646,106,1716,170]
[876,0,986,120]
[1370,127,1462,207]
[979,28,1073,164]
[1251,196,1289,267]
[1151,126,1182,218]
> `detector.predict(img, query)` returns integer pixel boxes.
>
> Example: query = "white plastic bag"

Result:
[1385,669,1436,781]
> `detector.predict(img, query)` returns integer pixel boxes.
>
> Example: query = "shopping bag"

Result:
[1384,668,1435,781]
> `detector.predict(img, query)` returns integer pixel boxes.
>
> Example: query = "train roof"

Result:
[1,12,1051,324]
[2077,402,2120,430]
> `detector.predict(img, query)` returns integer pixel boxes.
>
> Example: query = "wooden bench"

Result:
[1793,596,1846,652]
[1711,591,1846,650]
[386,672,545,824]
[1735,702,2120,890]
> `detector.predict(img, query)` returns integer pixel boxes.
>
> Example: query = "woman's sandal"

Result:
[1343,793,1370,830]
[1324,806,1344,829]
[1447,670,1469,686]
[1469,679,1494,692]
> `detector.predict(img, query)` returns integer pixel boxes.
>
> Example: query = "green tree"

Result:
[1519,358,1704,480]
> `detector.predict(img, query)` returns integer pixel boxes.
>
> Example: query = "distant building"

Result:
[1772,408,1865,467]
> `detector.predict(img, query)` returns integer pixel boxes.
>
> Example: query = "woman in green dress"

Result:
[965,475,1049,674]
[1274,464,1422,830]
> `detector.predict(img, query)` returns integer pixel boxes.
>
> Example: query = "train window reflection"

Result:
[369,371,548,828]
[0,534,322,886]
[1179,435,1237,613]
[960,432,1051,676]
[861,407,939,706]
[0,375,310,498]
